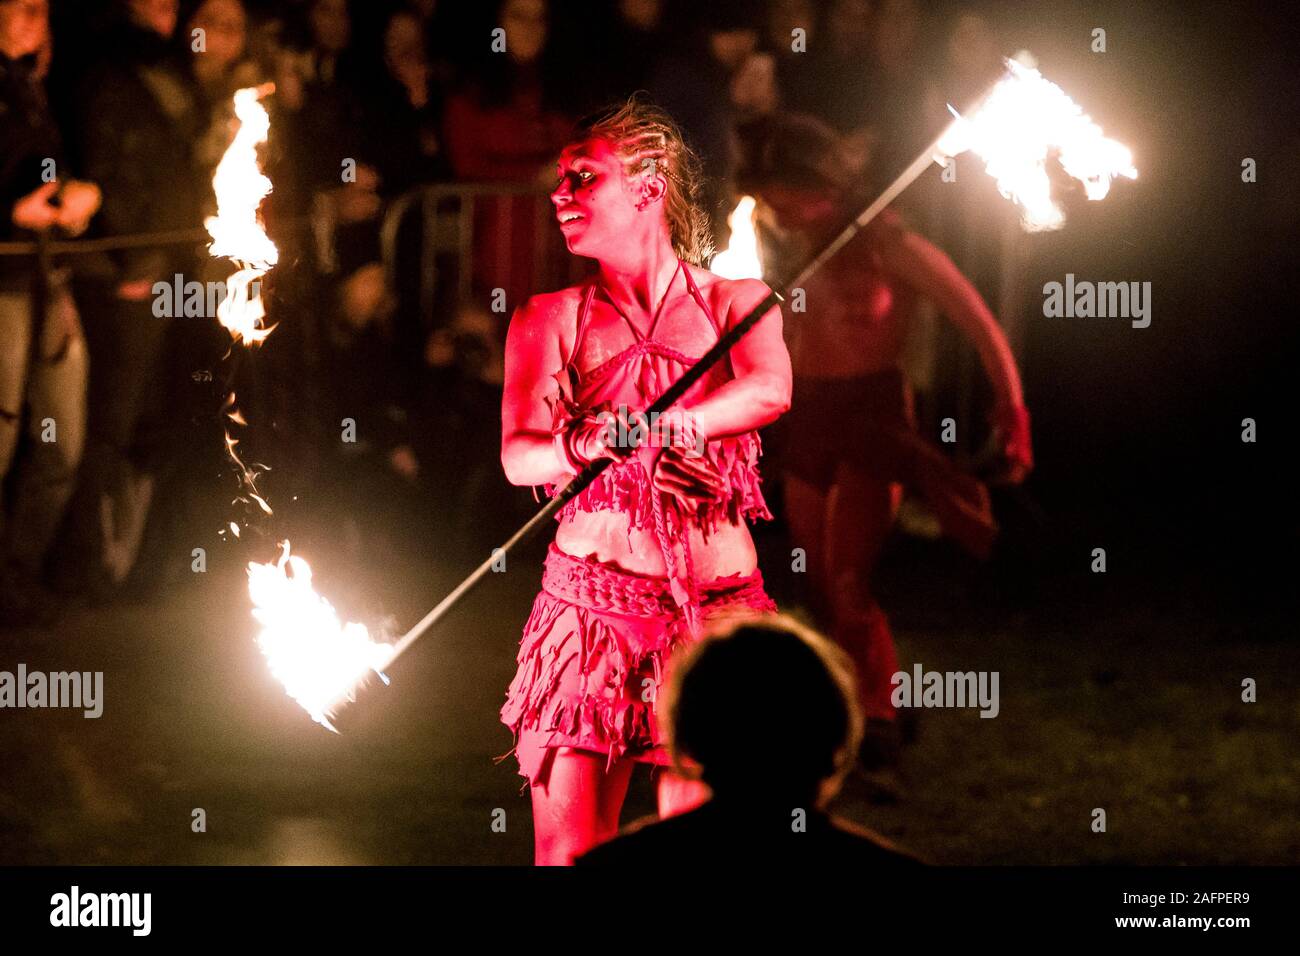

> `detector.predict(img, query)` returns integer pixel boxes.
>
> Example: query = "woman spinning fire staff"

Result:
[499,99,791,866]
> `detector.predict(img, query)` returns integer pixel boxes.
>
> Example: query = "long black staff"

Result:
[386,44,1148,676]
[384,80,1006,664]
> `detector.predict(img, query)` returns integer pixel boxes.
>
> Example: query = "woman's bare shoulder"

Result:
[509,285,589,345]
[686,264,776,324]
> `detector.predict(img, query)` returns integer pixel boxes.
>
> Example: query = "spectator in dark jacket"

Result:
[57,0,206,597]
[0,0,101,625]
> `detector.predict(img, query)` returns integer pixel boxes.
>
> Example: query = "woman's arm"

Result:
[682,278,792,440]
[876,224,1033,480]
[501,295,572,487]
[875,225,1023,409]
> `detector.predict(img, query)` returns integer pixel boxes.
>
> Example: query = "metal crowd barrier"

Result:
[379,182,588,333]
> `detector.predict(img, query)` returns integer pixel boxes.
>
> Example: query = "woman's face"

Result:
[502,0,546,64]
[759,183,838,233]
[130,0,178,38]
[551,138,652,260]
[384,11,425,73]
[191,0,246,71]
[0,0,48,60]
[310,0,349,52]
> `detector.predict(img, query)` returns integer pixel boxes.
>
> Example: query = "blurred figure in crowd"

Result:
[361,5,453,492]
[593,0,665,106]
[0,0,100,625]
[444,0,572,316]
[56,0,204,598]
[278,0,380,256]
[649,0,759,248]
[277,0,410,538]
[188,0,262,174]
[578,615,923,865]
[859,0,946,187]
[365,5,449,196]
[739,114,1032,792]
[430,0,571,535]
[759,0,833,119]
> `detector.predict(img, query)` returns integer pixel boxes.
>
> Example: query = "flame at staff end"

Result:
[710,196,764,280]
[249,542,396,732]
[205,84,279,345]
[937,56,1138,231]
[201,88,385,732]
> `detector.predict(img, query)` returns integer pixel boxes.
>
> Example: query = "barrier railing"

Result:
[380,182,588,333]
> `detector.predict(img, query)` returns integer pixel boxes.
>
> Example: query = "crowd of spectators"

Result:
[1,0,1010,625]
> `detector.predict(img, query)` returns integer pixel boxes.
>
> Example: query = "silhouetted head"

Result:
[662,614,863,806]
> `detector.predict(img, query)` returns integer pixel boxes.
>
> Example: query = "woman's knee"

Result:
[529,748,607,864]
[656,768,710,818]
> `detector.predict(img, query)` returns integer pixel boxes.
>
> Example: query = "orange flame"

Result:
[222,392,272,515]
[249,542,396,732]
[201,88,380,730]
[937,57,1137,231]
[205,84,279,344]
[710,196,764,280]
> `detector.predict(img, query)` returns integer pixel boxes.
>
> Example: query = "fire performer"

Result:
[499,98,791,865]
[739,113,1033,774]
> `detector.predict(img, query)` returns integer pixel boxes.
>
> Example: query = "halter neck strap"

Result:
[596,258,682,344]
[570,259,723,376]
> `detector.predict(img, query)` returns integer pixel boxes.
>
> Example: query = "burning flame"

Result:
[201,86,383,731]
[222,392,272,515]
[205,84,279,344]
[710,195,763,279]
[936,57,1137,231]
[249,542,395,732]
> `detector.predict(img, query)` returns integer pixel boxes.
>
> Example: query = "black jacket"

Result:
[73,25,206,285]
[576,798,926,867]
[0,52,68,292]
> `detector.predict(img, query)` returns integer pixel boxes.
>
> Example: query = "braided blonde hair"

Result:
[572,95,716,267]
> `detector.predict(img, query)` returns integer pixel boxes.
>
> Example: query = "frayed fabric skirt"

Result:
[500,542,777,786]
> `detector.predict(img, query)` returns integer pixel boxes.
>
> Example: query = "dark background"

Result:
[0,0,1295,866]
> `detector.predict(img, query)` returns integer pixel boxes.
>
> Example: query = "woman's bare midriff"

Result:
[785,243,909,382]
[794,319,905,379]
[555,509,757,580]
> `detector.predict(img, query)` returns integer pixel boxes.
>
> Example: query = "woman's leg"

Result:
[530,747,635,865]
[825,461,902,723]
[782,473,831,623]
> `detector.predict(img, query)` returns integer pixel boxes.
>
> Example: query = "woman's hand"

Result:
[55,180,102,236]
[11,182,60,231]
[556,410,638,472]
[651,445,724,506]
[990,402,1033,485]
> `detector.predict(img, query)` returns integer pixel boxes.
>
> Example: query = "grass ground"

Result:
[1,508,1294,865]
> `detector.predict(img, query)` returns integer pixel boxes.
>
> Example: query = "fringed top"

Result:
[539,260,773,635]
